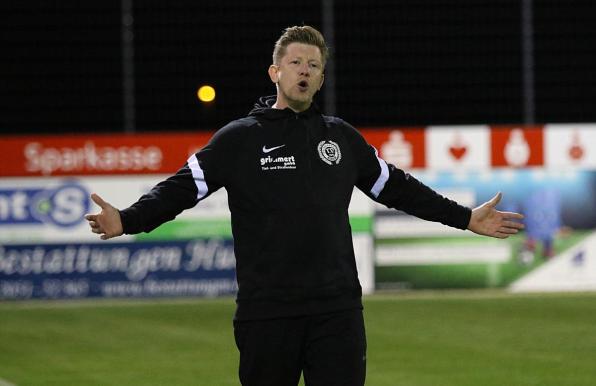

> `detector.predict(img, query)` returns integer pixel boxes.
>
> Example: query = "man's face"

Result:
[268,42,325,112]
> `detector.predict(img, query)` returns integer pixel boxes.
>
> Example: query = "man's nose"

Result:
[299,64,310,76]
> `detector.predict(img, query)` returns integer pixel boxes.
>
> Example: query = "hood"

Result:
[248,95,320,120]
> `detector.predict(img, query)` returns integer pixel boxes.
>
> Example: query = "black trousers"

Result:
[233,308,366,386]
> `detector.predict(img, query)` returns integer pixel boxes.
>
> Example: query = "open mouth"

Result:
[297,80,309,91]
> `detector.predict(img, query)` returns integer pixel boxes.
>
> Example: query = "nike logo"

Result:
[262,144,286,153]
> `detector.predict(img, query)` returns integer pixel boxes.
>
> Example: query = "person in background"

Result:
[520,187,562,264]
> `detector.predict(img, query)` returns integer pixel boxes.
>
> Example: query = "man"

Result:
[85,25,524,386]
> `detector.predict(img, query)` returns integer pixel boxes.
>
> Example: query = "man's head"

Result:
[268,26,328,112]
[272,26,329,67]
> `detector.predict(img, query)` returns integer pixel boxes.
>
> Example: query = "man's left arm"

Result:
[343,122,523,238]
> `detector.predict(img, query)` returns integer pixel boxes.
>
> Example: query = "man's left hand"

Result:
[468,192,524,239]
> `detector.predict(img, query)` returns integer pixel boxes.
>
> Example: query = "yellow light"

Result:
[197,85,216,103]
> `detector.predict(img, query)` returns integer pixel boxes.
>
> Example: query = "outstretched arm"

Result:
[84,193,124,240]
[468,192,524,239]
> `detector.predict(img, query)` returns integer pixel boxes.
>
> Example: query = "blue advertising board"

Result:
[0,239,237,299]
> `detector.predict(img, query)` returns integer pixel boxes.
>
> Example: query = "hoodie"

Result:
[120,96,471,320]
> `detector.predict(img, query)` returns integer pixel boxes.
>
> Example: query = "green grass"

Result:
[365,292,596,386]
[1,292,596,385]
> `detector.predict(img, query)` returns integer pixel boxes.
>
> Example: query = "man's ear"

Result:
[268,65,279,83]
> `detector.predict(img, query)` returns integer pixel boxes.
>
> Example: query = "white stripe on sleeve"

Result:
[370,147,389,198]
[187,154,209,200]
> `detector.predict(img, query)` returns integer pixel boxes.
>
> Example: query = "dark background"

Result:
[2,0,596,134]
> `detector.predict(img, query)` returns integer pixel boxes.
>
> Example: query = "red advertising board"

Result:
[0,132,213,176]
[490,126,544,167]
[360,127,426,169]
[3,125,581,177]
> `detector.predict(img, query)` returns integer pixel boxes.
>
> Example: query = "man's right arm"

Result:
[85,161,208,239]
[118,162,205,234]
[85,120,242,239]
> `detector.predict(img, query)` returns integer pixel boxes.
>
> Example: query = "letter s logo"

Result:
[52,186,88,226]
[30,184,90,227]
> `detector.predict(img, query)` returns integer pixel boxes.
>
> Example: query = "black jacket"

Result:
[120,96,471,320]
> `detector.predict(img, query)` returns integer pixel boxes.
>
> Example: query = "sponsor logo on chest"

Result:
[260,144,296,171]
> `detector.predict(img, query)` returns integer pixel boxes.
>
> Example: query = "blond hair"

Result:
[272,25,328,66]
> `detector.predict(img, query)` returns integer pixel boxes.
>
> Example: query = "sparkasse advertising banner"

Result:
[0,132,212,177]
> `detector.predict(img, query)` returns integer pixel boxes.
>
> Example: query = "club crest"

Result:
[317,140,342,165]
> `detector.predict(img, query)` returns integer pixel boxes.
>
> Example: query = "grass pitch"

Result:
[1,291,595,385]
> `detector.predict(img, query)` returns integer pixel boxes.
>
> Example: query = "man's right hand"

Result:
[84,193,124,240]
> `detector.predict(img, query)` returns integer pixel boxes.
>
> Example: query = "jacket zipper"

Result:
[297,113,314,199]
[304,117,312,174]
